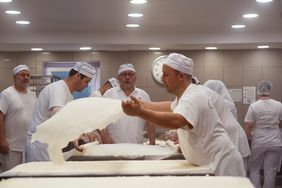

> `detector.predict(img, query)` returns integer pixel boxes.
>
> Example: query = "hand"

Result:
[0,139,9,155]
[121,96,142,116]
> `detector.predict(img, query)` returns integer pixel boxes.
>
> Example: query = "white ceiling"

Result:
[0,0,281,52]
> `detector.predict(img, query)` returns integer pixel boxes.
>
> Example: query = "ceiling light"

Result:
[256,0,273,3]
[205,47,218,50]
[0,0,12,2]
[243,13,258,18]
[16,20,30,25]
[128,13,143,18]
[231,25,246,29]
[257,45,269,49]
[149,47,161,50]
[5,10,21,15]
[80,47,91,50]
[31,48,43,51]
[126,24,140,28]
[130,0,147,4]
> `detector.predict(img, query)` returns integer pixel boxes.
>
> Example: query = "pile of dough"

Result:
[31,97,125,163]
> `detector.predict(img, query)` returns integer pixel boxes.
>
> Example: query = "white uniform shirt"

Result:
[244,98,282,149]
[103,87,150,143]
[28,80,73,135]
[197,85,250,158]
[0,86,36,151]
[172,84,238,175]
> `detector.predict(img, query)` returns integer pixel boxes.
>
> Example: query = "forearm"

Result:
[138,108,191,129]
[141,101,172,112]
[244,122,253,139]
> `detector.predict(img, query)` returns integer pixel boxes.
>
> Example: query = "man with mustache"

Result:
[0,65,36,171]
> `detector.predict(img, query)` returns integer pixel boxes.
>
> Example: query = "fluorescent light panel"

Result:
[5,10,21,14]
[0,0,12,2]
[256,0,273,3]
[231,25,246,29]
[80,47,91,50]
[128,13,143,18]
[149,47,161,50]
[257,45,269,49]
[243,14,258,18]
[205,47,218,50]
[130,0,147,4]
[31,48,43,51]
[16,20,30,25]
[126,24,140,28]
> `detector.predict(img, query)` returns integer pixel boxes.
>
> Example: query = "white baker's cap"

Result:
[108,77,119,87]
[73,62,96,79]
[117,63,136,75]
[164,53,193,75]
[12,65,30,75]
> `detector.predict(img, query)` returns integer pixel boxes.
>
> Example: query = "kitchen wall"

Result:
[0,49,281,125]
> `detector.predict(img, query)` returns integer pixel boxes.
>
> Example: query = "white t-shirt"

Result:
[26,80,73,161]
[172,84,239,175]
[244,98,282,149]
[197,85,250,158]
[0,86,36,151]
[28,80,73,135]
[103,87,150,143]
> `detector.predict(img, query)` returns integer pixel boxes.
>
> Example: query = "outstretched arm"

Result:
[122,96,192,130]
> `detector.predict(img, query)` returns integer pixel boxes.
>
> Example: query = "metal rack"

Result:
[29,75,61,96]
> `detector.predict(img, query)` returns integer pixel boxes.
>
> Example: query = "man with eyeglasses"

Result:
[72,64,155,151]
[0,65,36,171]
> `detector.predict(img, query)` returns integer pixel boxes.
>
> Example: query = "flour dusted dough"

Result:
[31,97,125,163]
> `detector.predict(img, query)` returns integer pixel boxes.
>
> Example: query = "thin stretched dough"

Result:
[31,97,125,163]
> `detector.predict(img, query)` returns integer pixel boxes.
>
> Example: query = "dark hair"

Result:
[68,69,87,79]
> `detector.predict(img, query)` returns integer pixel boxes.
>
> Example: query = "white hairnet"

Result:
[108,77,119,87]
[73,62,96,79]
[204,80,238,119]
[164,53,193,75]
[117,64,136,75]
[13,65,30,75]
[257,80,272,96]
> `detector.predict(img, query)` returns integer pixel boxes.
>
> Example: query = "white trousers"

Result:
[248,146,282,188]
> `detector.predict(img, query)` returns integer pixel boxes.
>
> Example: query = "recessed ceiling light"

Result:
[231,25,246,29]
[256,0,273,3]
[128,13,143,18]
[149,47,161,50]
[16,20,30,25]
[243,13,258,18]
[5,10,21,15]
[257,45,270,49]
[0,0,12,2]
[80,47,91,50]
[126,24,140,28]
[130,0,147,4]
[205,47,218,50]
[31,48,43,51]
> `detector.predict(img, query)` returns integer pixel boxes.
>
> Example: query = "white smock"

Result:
[0,86,36,170]
[26,80,73,162]
[244,98,282,188]
[172,84,245,176]
[198,85,250,159]
[103,87,150,144]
